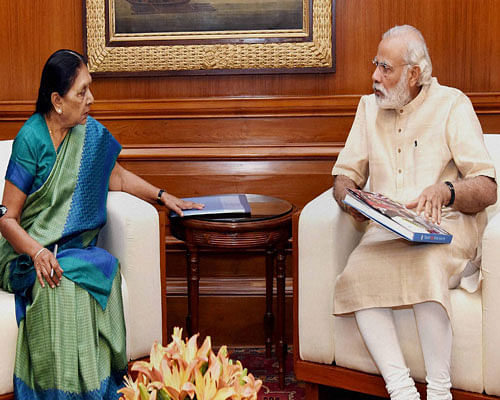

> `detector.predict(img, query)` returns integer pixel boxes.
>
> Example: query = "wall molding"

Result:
[1,93,499,121]
[119,144,343,161]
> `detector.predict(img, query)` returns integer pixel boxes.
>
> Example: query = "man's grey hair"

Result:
[382,25,432,86]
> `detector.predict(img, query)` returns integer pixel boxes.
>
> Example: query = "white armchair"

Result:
[0,139,164,396]
[294,134,500,399]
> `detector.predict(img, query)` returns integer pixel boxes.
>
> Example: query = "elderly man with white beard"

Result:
[331,25,497,400]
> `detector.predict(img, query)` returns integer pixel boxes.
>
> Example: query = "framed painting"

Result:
[83,0,335,75]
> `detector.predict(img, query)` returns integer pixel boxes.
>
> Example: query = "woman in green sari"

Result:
[0,49,202,400]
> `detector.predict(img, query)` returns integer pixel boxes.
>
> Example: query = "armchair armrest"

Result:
[481,210,500,395]
[97,191,162,361]
[298,188,365,364]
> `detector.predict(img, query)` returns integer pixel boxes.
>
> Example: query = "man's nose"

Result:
[372,66,382,83]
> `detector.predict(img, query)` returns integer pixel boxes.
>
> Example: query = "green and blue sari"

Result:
[0,113,127,399]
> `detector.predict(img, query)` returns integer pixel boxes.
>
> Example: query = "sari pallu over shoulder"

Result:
[0,116,122,323]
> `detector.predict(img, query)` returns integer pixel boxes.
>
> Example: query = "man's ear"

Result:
[408,65,421,87]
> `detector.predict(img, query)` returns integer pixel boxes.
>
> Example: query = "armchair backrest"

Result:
[0,140,14,201]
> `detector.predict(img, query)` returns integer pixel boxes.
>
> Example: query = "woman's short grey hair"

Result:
[383,25,432,86]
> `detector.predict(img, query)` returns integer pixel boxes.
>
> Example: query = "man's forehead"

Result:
[376,37,407,64]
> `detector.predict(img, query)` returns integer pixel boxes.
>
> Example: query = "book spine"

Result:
[414,233,452,244]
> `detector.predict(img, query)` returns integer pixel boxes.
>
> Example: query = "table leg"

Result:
[186,244,200,337]
[276,247,287,389]
[264,248,275,358]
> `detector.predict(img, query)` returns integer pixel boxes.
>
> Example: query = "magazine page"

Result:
[348,189,450,235]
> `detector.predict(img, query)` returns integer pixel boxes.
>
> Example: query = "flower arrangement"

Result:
[118,327,263,400]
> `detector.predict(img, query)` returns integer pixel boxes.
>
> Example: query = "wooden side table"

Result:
[170,194,295,388]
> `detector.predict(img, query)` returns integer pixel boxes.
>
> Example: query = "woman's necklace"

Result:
[45,117,67,150]
[46,119,62,151]
[47,123,56,146]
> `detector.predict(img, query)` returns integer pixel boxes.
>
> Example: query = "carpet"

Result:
[228,347,387,400]
[228,347,305,400]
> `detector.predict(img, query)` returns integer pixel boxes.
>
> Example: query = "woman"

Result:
[0,49,202,399]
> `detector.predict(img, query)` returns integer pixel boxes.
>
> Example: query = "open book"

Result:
[343,188,452,244]
[169,194,251,218]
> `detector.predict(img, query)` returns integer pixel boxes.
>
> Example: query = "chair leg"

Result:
[305,382,320,400]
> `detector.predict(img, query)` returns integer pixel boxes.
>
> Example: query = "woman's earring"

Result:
[57,109,62,114]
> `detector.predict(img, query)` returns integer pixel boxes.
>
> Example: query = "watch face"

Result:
[0,205,7,217]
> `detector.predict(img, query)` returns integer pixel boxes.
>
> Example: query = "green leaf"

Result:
[158,388,172,400]
[239,368,248,385]
[200,361,208,375]
[138,383,150,400]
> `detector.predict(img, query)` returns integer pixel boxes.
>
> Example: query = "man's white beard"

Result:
[373,70,412,109]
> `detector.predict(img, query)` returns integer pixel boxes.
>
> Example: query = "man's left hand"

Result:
[406,182,451,224]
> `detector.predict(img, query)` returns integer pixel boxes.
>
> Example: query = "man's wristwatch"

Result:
[444,181,455,207]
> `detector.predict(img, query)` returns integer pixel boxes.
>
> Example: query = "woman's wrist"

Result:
[156,189,166,205]
[32,247,48,262]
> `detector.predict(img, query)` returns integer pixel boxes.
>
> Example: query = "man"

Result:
[332,25,497,400]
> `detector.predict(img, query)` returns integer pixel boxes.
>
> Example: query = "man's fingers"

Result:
[424,200,432,218]
[416,197,427,215]
[406,199,418,209]
[349,207,368,222]
[431,202,440,224]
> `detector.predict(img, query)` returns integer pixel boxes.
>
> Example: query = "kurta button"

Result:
[399,110,403,113]
[398,148,401,153]
[398,169,402,174]
[398,128,402,133]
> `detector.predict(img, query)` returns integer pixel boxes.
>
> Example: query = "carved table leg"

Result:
[264,248,275,358]
[186,244,200,336]
[276,246,287,389]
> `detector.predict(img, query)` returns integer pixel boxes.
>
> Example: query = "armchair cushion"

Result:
[0,291,16,394]
[297,134,500,397]
[98,191,162,361]
[0,139,162,394]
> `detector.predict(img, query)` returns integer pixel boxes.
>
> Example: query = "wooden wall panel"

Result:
[119,159,335,210]
[1,0,500,346]
[1,0,500,103]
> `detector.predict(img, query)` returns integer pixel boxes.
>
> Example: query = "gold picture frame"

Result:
[83,0,334,75]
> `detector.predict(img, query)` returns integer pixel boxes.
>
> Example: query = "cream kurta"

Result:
[332,78,496,316]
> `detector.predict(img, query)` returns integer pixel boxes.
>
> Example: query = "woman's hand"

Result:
[109,163,205,216]
[160,192,204,217]
[32,248,64,289]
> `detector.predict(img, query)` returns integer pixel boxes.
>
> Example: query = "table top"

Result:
[189,194,293,223]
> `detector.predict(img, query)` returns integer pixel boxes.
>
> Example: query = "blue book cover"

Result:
[169,194,251,218]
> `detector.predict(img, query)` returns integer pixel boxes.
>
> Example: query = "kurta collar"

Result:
[396,77,437,115]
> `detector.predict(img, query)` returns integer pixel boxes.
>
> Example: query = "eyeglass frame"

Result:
[372,58,410,76]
